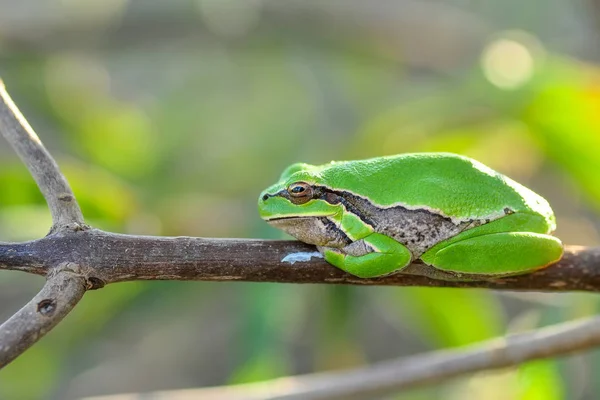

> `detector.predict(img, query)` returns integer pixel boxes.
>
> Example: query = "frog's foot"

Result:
[420,232,564,277]
[319,232,412,278]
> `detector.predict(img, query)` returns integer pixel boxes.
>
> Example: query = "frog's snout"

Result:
[258,191,275,220]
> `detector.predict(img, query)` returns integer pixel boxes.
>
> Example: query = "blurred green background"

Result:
[1,1,600,399]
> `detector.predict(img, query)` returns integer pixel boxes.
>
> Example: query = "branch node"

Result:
[86,277,105,290]
[58,193,74,202]
[36,299,57,316]
[50,261,104,290]
[51,262,83,277]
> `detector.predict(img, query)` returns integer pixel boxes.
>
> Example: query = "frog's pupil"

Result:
[292,186,305,193]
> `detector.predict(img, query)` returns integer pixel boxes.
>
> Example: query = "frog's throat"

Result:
[267,216,351,248]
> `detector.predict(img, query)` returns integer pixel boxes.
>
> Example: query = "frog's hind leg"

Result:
[420,213,563,276]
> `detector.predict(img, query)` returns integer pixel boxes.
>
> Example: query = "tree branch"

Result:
[82,313,600,400]
[0,267,86,368]
[0,230,599,291]
[0,80,85,231]
[1,76,600,397]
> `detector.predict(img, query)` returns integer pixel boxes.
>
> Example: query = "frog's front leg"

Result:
[319,232,412,278]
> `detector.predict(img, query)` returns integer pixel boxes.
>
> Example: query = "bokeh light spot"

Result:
[481,32,543,90]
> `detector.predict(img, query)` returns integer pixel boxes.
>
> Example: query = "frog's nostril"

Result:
[262,194,269,201]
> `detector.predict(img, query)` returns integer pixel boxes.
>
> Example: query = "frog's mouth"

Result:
[264,216,314,222]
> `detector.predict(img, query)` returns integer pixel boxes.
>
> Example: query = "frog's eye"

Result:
[287,182,313,204]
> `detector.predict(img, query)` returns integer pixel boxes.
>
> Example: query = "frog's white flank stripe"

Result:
[282,251,323,264]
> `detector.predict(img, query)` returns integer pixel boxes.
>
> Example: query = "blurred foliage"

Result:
[1,1,600,399]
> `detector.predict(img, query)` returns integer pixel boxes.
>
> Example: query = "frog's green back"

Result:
[303,153,554,226]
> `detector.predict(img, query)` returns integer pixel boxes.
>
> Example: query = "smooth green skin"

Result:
[258,153,564,279]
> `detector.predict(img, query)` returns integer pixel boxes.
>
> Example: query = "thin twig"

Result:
[0,230,598,291]
[0,267,86,368]
[0,81,89,369]
[83,314,600,400]
[0,80,85,231]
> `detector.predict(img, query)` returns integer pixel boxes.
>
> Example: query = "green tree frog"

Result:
[258,153,563,279]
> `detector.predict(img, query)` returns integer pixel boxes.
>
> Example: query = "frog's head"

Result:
[258,162,347,247]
